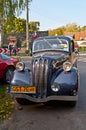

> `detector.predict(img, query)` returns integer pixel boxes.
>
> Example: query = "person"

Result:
[8,42,13,56]
[33,32,38,40]
[74,43,79,55]
[13,45,17,56]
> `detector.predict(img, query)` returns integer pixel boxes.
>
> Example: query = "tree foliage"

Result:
[29,21,40,32]
[0,0,40,34]
[0,0,32,19]
[4,17,26,33]
[81,26,86,31]
[3,17,40,34]
[64,23,80,32]
[49,27,64,36]
[0,0,32,31]
[49,23,86,36]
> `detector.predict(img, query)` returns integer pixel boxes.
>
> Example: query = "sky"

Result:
[20,0,86,31]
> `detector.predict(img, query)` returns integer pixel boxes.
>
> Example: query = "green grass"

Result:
[0,83,15,121]
[78,46,86,52]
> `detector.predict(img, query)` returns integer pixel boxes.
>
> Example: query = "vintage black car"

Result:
[10,36,80,107]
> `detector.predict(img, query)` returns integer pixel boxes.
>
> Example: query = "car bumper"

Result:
[11,93,78,103]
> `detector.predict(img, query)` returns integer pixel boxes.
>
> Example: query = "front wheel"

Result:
[16,98,34,105]
[4,66,15,83]
[68,101,77,107]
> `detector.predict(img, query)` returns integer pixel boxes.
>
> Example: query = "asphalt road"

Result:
[0,54,86,130]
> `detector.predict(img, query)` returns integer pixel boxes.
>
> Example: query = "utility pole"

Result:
[0,0,5,47]
[0,18,4,47]
[26,0,30,55]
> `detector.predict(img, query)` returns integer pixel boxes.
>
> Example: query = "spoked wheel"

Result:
[4,66,15,83]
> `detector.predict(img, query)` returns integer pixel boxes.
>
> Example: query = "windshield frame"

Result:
[32,38,69,53]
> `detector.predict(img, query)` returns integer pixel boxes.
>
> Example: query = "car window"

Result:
[33,38,69,52]
[1,54,10,60]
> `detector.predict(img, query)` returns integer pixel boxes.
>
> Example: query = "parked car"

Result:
[0,53,19,83]
[10,36,80,107]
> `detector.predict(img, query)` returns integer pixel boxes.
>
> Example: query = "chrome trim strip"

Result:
[38,58,44,95]
[44,59,48,95]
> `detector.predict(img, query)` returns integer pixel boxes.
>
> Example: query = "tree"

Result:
[81,26,86,31]
[48,23,85,36]
[3,18,40,34]
[3,17,26,34]
[49,27,64,36]
[0,0,32,46]
[29,21,40,32]
[64,23,80,32]
[0,0,32,19]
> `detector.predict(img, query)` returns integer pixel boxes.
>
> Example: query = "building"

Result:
[65,31,86,41]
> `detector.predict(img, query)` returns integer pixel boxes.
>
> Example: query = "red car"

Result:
[0,53,19,83]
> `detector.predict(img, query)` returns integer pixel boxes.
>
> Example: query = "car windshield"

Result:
[1,54,10,60]
[33,38,69,52]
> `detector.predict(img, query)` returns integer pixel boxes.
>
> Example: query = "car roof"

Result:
[34,35,74,42]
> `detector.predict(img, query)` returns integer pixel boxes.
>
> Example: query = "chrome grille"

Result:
[33,58,48,97]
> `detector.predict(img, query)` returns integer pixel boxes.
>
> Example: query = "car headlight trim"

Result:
[63,61,72,72]
[16,62,25,71]
[51,83,60,92]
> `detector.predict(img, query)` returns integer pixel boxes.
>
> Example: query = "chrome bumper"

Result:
[12,93,78,103]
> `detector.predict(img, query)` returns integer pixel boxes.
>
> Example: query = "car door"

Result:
[0,55,5,78]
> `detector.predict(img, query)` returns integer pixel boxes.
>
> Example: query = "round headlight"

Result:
[51,83,60,92]
[16,62,25,71]
[63,61,72,72]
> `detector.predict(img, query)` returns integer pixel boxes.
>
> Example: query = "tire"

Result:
[4,66,15,83]
[43,101,51,106]
[68,101,77,107]
[43,101,58,106]
[16,98,34,105]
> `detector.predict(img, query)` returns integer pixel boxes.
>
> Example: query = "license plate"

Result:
[11,86,36,93]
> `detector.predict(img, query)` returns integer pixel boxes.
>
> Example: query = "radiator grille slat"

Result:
[33,58,48,97]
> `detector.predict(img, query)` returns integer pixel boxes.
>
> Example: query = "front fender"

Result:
[11,68,32,86]
[52,67,79,87]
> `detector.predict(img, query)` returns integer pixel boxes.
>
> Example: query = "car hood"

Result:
[9,57,19,66]
[33,52,69,61]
